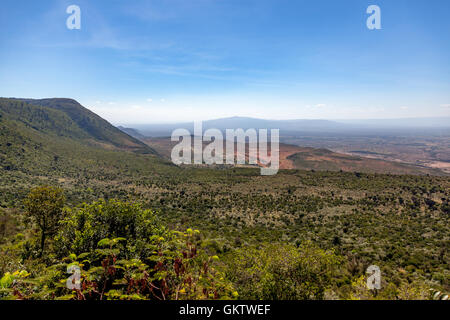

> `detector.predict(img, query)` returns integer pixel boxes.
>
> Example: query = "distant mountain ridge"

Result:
[117,126,145,140]
[129,116,349,137]
[126,116,450,137]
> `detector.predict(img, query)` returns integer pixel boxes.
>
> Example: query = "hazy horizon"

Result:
[115,114,450,127]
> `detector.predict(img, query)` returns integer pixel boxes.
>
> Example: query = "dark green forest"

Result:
[0,98,448,300]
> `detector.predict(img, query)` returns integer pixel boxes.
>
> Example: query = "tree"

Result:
[54,199,168,257]
[24,186,65,256]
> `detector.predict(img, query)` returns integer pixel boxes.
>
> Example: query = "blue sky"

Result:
[1,0,449,124]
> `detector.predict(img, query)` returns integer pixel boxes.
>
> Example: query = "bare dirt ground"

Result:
[142,137,447,175]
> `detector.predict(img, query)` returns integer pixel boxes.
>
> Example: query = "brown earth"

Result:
[142,137,447,175]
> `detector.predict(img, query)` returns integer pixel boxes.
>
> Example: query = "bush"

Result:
[225,242,342,299]
[54,199,168,259]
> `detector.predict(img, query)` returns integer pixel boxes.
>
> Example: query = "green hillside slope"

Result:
[0,98,174,204]
[9,98,154,154]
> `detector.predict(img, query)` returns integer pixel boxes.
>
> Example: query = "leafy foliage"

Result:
[24,186,65,256]
[225,242,341,299]
[54,199,168,258]
[1,199,235,300]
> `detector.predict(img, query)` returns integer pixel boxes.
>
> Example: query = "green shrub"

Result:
[225,242,342,299]
[54,199,168,259]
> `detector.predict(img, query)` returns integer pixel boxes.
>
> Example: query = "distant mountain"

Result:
[127,116,450,137]
[117,126,145,140]
[199,117,345,131]
[129,117,348,137]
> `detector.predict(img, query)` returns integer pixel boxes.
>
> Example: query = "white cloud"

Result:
[440,104,450,108]
[315,103,326,108]
[146,98,153,102]
[160,98,166,102]
[400,106,408,110]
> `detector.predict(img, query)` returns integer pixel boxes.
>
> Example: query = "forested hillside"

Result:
[1,98,154,153]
